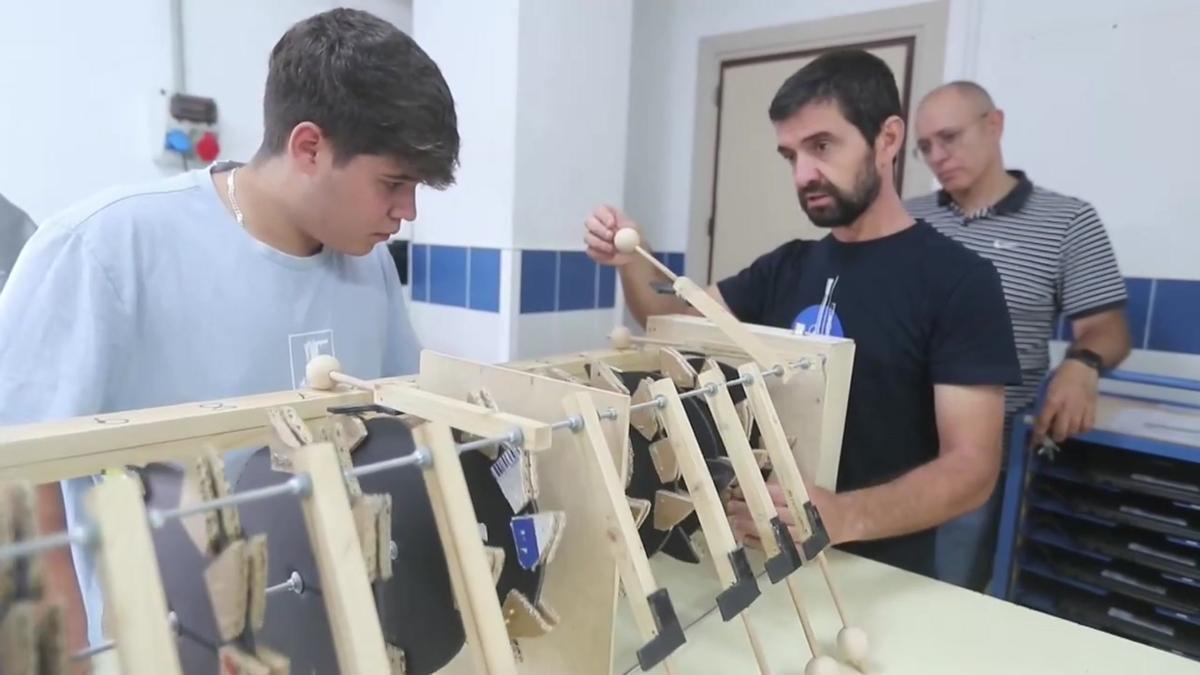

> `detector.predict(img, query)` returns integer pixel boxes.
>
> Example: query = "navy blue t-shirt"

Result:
[717,220,1020,576]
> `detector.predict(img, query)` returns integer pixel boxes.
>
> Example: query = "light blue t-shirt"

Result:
[0,162,421,645]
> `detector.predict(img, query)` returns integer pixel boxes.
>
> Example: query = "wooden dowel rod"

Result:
[817,553,849,626]
[330,371,376,392]
[633,246,679,282]
[785,577,821,658]
[740,613,773,675]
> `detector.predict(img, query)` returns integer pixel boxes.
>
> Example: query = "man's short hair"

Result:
[924,80,996,112]
[259,8,460,188]
[769,49,902,146]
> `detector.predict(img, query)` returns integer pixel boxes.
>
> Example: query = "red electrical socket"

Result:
[195,131,221,163]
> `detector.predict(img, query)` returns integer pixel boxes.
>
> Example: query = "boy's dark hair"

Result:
[259,8,459,188]
[769,49,901,146]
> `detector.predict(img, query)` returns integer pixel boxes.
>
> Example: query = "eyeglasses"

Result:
[912,112,990,161]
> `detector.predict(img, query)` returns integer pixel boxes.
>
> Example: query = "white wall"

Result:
[407,0,632,362]
[410,0,519,250]
[968,0,1199,281]
[511,0,634,251]
[0,0,173,221]
[509,0,634,357]
[0,0,412,223]
[404,0,520,364]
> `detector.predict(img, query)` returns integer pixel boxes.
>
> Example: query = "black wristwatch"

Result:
[1065,347,1104,373]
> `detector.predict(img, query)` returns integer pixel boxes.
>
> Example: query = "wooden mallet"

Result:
[612,228,790,382]
[305,355,375,392]
[613,228,677,280]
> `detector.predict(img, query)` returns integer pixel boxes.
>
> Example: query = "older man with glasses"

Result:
[905,81,1132,591]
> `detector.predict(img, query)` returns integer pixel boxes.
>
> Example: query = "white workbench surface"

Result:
[611,550,1200,675]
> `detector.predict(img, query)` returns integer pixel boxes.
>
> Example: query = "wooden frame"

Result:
[561,393,683,673]
[291,442,392,673]
[0,315,851,673]
[415,422,520,675]
[646,314,853,489]
[87,474,184,675]
[417,352,632,675]
[0,388,368,483]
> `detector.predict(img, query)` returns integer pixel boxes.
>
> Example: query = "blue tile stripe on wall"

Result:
[652,252,685,277]
[1055,277,1200,355]
[518,250,681,314]
[411,243,429,302]
[410,245,671,314]
[409,244,501,313]
[519,250,557,313]
[413,258,1198,354]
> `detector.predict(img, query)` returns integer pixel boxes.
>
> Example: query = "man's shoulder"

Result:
[1024,184,1094,220]
[1027,182,1088,207]
[744,237,818,270]
[912,220,1000,282]
[903,191,943,216]
[913,219,983,257]
[37,170,209,245]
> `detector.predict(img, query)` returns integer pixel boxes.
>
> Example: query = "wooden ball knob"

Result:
[613,228,641,254]
[838,625,868,665]
[609,326,633,349]
[305,354,343,391]
[804,655,841,675]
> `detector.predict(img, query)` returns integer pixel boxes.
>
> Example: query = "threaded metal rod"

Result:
[148,475,311,529]
[0,527,91,563]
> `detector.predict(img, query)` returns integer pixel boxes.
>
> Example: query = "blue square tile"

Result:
[411,244,428,302]
[429,245,468,307]
[468,248,500,313]
[653,252,669,268]
[666,252,686,277]
[520,250,557,313]
[557,251,597,311]
[597,265,616,308]
[1124,277,1153,349]
[1148,279,1200,354]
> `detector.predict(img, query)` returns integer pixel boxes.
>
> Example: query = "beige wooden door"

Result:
[707,41,914,283]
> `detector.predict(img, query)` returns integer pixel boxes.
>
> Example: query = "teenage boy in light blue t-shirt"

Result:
[0,8,459,653]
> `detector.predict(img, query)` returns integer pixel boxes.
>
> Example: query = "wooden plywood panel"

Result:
[645,315,852,489]
[418,352,631,675]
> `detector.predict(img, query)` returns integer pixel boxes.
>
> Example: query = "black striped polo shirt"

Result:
[906,171,1127,416]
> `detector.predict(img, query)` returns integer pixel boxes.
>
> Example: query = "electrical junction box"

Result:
[155,92,221,169]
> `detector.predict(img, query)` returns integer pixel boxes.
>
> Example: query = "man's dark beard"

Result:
[797,158,881,228]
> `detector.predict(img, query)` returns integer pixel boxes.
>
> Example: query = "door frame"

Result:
[686,1,950,284]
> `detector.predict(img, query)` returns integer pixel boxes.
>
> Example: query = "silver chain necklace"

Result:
[226,167,244,225]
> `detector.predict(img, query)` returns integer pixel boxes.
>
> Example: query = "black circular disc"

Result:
[354,416,465,674]
[613,356,752,562]
[144,413,549,675]
[460,447,543,603]
[233,446,341,673]
[140,463,227,674]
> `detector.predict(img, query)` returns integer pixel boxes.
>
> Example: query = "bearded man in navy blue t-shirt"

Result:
[583,49,1020,578]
